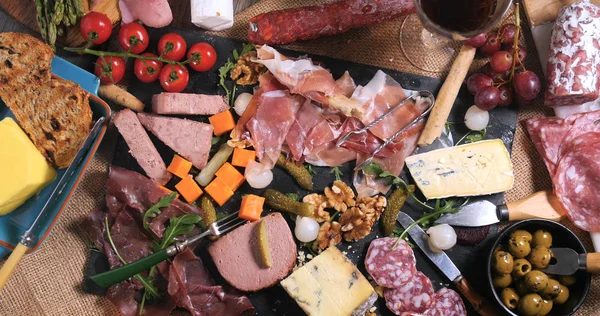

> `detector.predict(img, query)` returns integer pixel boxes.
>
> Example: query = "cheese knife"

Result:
[542,248,600,275]
[397,212,499,316]
[434,190,565,227]
[0,117,105,292]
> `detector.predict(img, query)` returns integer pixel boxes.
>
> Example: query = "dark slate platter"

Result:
[98,26,518,316]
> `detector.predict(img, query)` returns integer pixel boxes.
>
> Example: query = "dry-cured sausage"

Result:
[364,237,417,288]
[384,271,435,315]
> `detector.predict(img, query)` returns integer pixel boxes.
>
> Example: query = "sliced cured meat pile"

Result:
[545,0,600,107]
[365,238,466,316]
[526,110,600,231]
[84,166,254,316]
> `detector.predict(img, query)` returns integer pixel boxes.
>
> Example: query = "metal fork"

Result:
[90,213,247,288]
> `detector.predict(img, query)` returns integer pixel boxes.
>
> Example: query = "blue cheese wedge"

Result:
[280,247,377,316]
[405,139,514,199]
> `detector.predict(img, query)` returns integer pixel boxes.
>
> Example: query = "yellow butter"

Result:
[0,118,56,215]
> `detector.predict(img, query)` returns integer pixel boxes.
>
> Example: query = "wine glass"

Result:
[400,0,513,72]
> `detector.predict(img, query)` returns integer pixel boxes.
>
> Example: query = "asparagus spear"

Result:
[53,0,64,25]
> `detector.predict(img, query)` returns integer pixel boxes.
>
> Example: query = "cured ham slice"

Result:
[336,71,357,97]
[286,100,326,161]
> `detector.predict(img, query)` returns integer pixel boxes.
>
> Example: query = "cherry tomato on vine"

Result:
[187,43,217,72]
[118,22,149,54]
[157,33,187,61]
[159,64,189,92]
[134,53,163,83]
[94,56,125,84]
[80,11,113,45]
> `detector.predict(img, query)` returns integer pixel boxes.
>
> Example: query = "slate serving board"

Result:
[96,26,518,315]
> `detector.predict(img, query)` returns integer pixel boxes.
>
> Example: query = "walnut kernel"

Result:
[230,51,264,85]
[302,193,330,222]
[339,207,372,242]
[324,180,355,212]
[313,221,342,251]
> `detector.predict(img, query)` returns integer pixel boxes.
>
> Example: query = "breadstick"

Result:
[98,84,145,112]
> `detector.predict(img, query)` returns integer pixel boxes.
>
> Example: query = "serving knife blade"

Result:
[542,248,600,275]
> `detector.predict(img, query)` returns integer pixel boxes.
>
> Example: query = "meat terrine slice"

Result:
[137,113,214,170]
[152,93,230,115]
[113,109,172,185]
[209,213,296,292]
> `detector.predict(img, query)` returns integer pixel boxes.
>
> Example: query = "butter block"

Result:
[0,118,56,215]
[405,139,514,199]
[281,247,377,316]
[191,0,234,31]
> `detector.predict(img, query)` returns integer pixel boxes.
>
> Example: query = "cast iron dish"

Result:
[486,219,591,316]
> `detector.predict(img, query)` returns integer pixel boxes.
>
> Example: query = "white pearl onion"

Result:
[464,105,490,131]
[295,216,320,243]
[426,224,457,252]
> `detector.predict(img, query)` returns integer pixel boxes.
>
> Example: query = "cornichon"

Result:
[276,154,313,190]
[382,185,414,236]
[257,220,272,268]
[264,189,314,217]
[200,196,217,228]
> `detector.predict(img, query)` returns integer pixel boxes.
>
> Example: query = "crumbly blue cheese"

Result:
[404,139,514,199]
[280,247,377,316]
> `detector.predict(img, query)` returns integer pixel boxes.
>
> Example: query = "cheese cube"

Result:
[281,247,377,316]
[404,139,514,199]
[0,118,56,215]
[190,0,234,31]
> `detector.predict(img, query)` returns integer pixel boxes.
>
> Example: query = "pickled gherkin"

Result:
[264,189,314,217]
[200,196,217,227]
[258,220,272,268]
[276,154,313,190]
[381,186,413,236]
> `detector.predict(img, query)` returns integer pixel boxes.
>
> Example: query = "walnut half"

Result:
[302,193,330,223]
[339,207,372,242]
[324,180,356,213]
[230,51,264,86]
[313,221,342,251]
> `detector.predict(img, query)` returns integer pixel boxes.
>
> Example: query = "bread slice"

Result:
[0,32,53,98]
[1,77,92,168]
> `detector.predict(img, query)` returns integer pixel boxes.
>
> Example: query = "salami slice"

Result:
[526,117,568,175]
[425,287,467,316]
[384,272,435,315]
[365,237,416,288]
[554,132,600,231]
[558,110,600,158]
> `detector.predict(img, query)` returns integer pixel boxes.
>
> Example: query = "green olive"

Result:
[493,251,514,274]
[539,279,561,300]
[528,246,552,269]
[524,270,549,292]
[558,274,577,286]
[515,279,529,296]
[493,245,505,255]
[508,236,532,259]
[510,230,533,243]
[512,259,532,278]
[553,284,570,305]
[493,273,513,288]
[500,287,520,310]
[538,299,553,316]
[518,293,543,316]
[532,229,552,248]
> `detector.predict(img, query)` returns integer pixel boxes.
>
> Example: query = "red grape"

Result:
[483,62,509,83]
[463,33,488,48]
[499,24,517,45]
[498,84,514,107]
[517,46,527,62]
[475,86,500,110]
[490,51,513,73]
[467,73,493,95]
[480,32,501,56]
[515,94,533,107]
[514,71,541,101]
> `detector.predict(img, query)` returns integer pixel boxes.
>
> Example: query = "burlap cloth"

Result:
[1,1,598,315]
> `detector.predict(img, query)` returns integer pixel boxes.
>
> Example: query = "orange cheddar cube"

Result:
[175,176,203,203]
[167,155,193,178]
[231,148,256,167]
[239,194,265,222]
[208,110,236,136]
[205,178,234,206]
[215,162,245,191]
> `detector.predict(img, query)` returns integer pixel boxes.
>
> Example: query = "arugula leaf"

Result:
[157,214,203,250]
[218,59,236,103]
[143,192,177,230]
[240,42,255,57]
[455,127,488,145]
[330,166,343,181]
[232,49,239,61]
[305,164,316,176]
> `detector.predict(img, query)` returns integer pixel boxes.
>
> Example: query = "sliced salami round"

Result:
[384,271,435,315]
[554,133,600,231]
[365,237,416,288]
[425,287,467,316]
[558,111,600,158]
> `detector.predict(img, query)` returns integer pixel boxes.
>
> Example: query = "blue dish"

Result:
[0,57,110,258]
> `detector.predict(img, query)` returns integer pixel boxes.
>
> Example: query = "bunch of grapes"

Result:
[463,23,541,111]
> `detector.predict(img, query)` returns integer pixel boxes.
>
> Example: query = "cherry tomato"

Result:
[80,11,113,45]
[157,33,187,61]
[94,56,125,84]
[159,64,189,92]
[187,43,217,72]
[118,22,149,54]
[134,53,163,83]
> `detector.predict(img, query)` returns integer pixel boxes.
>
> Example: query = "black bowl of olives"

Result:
[487,219,591,316]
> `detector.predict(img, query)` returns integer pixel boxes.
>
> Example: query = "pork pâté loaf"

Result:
[152,92,230,115]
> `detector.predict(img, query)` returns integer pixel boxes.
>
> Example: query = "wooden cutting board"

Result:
[523,0,600,26]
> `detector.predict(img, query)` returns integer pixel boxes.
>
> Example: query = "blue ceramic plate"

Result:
[0,57,110,258]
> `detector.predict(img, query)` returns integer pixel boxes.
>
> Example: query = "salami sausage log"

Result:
[545,0,600,107]
[384,271,435,315]
[248,0,415,45]
[364,237,416,288]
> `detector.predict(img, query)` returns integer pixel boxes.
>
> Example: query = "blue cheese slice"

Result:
[280,247,377,316]
[404,139,514,199]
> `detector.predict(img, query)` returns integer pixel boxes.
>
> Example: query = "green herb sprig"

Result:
[330,166,343,181]
[217,43,256,105]
[305,164,316,176]
[153,214,203,251]
[142,192,177,230]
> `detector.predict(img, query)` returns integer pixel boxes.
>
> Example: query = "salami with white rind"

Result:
[545,0,600,107]
[365,238,416,288]
[425,287,467,316]
[384,272,435,315]
[553,133,600,231]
